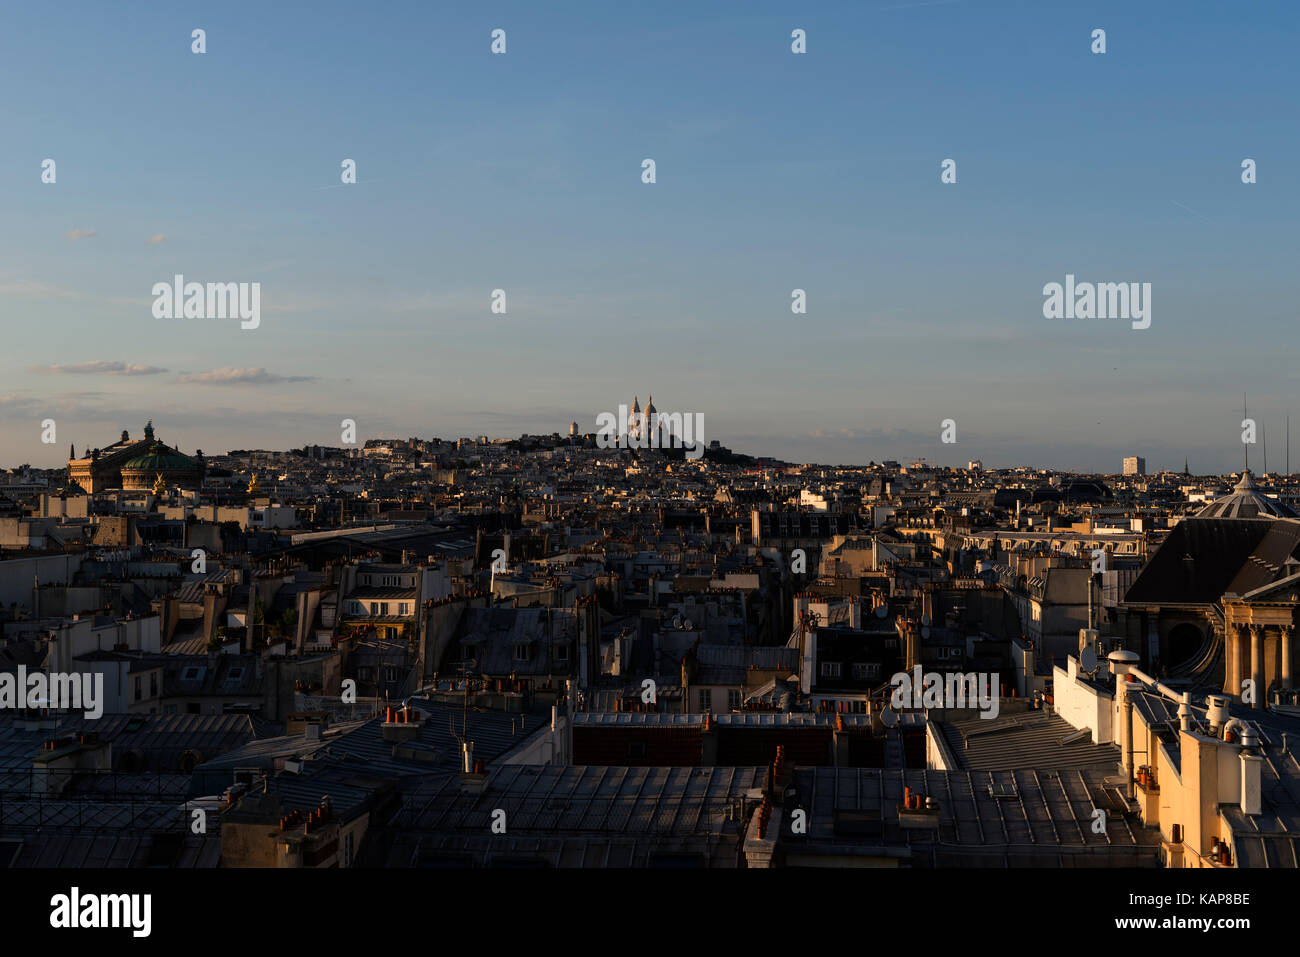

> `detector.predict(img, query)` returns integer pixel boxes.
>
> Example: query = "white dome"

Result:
[1195,470,1297,519]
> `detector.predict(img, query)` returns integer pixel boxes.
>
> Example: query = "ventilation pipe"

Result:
[1222,716,1246,744]
[1206,696,1231,739]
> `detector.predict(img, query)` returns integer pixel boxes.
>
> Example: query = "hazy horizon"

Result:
[4,0,1296,474]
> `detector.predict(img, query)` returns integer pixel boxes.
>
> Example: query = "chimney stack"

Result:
[1240,726,1263,816]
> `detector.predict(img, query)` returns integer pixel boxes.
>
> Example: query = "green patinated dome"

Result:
[121,441,195,473]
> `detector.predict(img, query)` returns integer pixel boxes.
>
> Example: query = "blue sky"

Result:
[2,0,1297,473]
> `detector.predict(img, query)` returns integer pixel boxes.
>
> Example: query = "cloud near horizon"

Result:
[174,367,315,385]
[34,361,168,376]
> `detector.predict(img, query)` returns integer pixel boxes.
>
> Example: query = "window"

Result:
[727,689,741,710]
[554,642,569,661]
[513,642,531,662]
[149,672,157,697]
[134,676,142,702]
[399,603,410,616]
[627,741,647,759]
[369,603,379,616]
[820,661,842,679]
[852,663,881,680]
[696,688,711,712]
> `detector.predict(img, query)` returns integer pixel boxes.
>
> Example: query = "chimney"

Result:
[1239,726,1263,816]
[1109,649,1140,799]
[459,741,488,794]
[1206,695,1231,739]
[381,704,421,742]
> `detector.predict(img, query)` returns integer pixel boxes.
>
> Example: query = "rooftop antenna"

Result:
[1288,415,1291,476]
[1087,573,1093,631]
[1244,393,1249,473]
[1264,420,1269,476]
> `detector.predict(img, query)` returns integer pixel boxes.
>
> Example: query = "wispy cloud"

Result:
[175,367,315,386]
[146,234,167,244]
[65,229,98,240]
[34,361,168,376]
[0,394,40,413]
[0,280,82,298]
[0,278,150,305]
[1170,200,1207,220]
[808,426,938,443]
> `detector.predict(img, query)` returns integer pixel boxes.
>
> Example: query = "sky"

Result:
[2,0,1297,474]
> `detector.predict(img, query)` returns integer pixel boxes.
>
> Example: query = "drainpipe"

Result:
[565,678,575,766]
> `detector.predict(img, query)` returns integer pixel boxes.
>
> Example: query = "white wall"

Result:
[926,719,960,770]
[1052,656,1114,744]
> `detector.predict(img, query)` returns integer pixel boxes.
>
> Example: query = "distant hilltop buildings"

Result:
[626,395,656,444]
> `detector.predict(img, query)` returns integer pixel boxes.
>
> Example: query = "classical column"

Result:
[1282,625,1294,691]
[1250,624,1265,710]
[1227,625,1243,696]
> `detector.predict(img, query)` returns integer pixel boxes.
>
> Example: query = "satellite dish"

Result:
[684,618,694,631]
[672,615,682,629]
[921,626,931,640]
[880,706,899,728]
[875,604,888,619]
[1080,645,1098,674]
[921,613,931,627]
